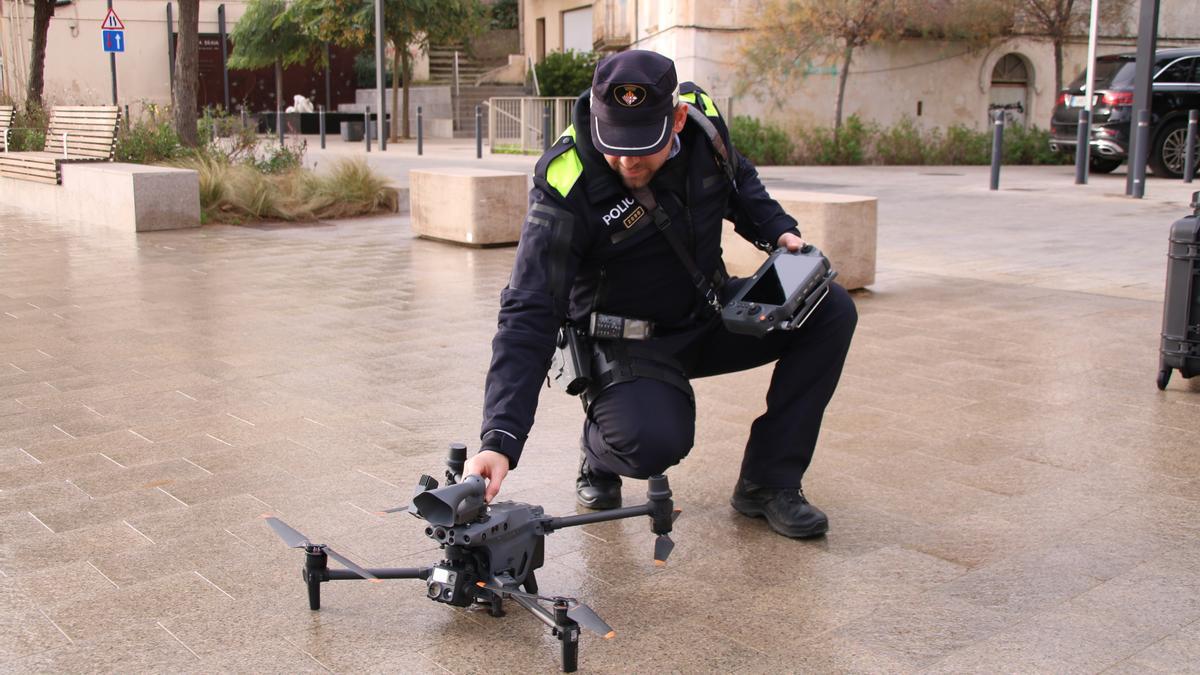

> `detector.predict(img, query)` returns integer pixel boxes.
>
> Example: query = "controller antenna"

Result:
[446,442,468,484]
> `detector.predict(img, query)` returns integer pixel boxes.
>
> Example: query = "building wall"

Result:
[0,0,431,111]
[520,0,1200,132]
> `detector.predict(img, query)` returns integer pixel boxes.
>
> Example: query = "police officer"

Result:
[464,50,857,538]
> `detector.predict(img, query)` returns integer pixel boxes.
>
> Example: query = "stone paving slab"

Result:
[1,163,1199,673]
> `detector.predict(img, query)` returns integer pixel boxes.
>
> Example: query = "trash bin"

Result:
[341,120,364,142]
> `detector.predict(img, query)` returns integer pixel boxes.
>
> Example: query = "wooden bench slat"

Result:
[51,112,120,119]
[47,123,119,132]
[50,106,119,112]
[0,164,59,177]
[45,137,116,147]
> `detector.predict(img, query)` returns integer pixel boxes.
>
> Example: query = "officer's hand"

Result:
[464,450,510,502]
[778,232,807,252]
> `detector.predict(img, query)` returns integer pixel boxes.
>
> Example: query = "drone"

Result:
[263,442,680,672]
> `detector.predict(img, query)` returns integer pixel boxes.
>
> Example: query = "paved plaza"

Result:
[2,147,1199,672]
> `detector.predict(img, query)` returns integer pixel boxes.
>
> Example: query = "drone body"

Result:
[264,443,678,672]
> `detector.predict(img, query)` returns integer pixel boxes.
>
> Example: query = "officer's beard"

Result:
[605,143,672,190]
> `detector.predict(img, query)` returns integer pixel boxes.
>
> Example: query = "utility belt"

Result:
[546,316,693,411]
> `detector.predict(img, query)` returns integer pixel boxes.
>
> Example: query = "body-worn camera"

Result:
[721,245,837,338]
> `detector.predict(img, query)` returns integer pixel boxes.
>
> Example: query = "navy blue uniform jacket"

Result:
[480,86,800,469]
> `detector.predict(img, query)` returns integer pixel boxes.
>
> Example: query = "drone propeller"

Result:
[474,582,615,639]
[653,509,682,566]
[261,515,380,582]
[376,504,409,515]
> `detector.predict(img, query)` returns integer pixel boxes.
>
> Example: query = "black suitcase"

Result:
[1157,191,1200,390]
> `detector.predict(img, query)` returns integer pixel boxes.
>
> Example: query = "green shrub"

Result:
[1003,123,1069,165]
[798,115,874,165]
[535,50,598,97]
[490,0,518,29]
[729,115,794,166]
[116,115,185,164]
[930,124,991,165]
[9,103,48,152]
[874,116,927,165]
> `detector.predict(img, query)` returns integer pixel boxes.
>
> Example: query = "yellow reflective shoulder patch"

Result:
[545,125,582,198]
[698,92,720,118]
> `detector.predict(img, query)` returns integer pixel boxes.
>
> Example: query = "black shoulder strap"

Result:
[629,185,721,314]
[684,105,739,191]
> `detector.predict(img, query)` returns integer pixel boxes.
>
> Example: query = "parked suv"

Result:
[1049,47,1200,178]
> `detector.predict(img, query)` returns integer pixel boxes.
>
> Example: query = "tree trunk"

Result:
[402,49,412,139]
[25,0,55,108]
[173,0,200,147]
[391,44,400,141]
[834,44,854,137]
[275,59,284,114]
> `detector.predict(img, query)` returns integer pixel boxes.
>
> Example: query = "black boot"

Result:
[576,453,622,510]
[731,479,828,538]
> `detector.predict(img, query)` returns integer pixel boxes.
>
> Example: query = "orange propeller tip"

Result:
[369,579,382,583]
[604,631,616,640]
[373,511,387,516]
[475,581,487,587]
[259,513,273,518]
[654,559,666,567]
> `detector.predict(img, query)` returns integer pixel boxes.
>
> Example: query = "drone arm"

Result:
[542,503,653,533]
[510,593,558,629]
[325,567,432,581]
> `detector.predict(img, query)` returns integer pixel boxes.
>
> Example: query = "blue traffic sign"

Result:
[102,30,124,53]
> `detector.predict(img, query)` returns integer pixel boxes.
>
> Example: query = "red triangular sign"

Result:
[101,8,124,30]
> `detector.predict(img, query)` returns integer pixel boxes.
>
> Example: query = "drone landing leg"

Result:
[524,570,538,595]
[303,548,329,610]
[554,600,580,673]
[488,594,505,617]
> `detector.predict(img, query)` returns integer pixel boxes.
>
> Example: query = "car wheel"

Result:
[1089,156,1122,174]
[1148,120,1190,179]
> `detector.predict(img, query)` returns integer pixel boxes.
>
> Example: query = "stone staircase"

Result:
[426,45,530,137]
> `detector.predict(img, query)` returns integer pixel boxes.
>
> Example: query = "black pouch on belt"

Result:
[547,323,593,396]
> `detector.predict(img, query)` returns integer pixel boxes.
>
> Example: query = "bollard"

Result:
[365,106,371,153]
[1075,108,1090,185]
[542,104,552,151]
[1185,109,1198,184]
[241,108,248,132]
[1132,109,1151,198]
[989,110,1004,191]
[277,109,284,145]
[472,104,482,158]
[417,106,424,156]
[319,106,326,150]
[123,104,130,132]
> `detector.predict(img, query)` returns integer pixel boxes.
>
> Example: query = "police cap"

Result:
[590,50,678,157]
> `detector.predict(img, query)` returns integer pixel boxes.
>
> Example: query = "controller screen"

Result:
[742,253,821,306]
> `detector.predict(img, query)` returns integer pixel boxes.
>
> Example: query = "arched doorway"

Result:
[989,53,1031,126]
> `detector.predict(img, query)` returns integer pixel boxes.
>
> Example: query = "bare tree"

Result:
[173,0,200,146]
[25,0,56,108]
[1010,0,1132,93]
[741,0,908,135]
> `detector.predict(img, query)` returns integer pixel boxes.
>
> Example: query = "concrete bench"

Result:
[409,168,526,246]
[0,106,120,184]
[722,190,877,290]
[0,162,200,231]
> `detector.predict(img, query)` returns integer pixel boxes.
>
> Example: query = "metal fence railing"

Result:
[488,97,576,154]
[487,95,734,155]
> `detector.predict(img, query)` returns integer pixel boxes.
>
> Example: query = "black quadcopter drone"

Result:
[263,443,679,672]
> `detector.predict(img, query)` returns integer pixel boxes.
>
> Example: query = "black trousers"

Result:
[582,283,857,489]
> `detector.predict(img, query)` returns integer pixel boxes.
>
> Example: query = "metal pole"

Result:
[166,2,175,95]
[365,105,371,152]
[1082,0,1099,183]
[417,105,423,156]
[1125,0,1160,196]
[373,0,387,150]
[123,104,130,131]
[542,103,551,150]
[1132,108,1151,198]
[108,0,117,105]
[1075,109,1090,184]
[324,42,332,111]
[277,109,284,145]
[475,105,482,158]
[218,4,230,111]
[1184,109,1198,184]
[319,105,326,150]
[989,110,1004,191]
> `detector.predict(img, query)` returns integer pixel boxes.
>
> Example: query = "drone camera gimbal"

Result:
[264,442,680,672]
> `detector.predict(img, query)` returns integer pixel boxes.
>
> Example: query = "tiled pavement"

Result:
[1,161,1199,673]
